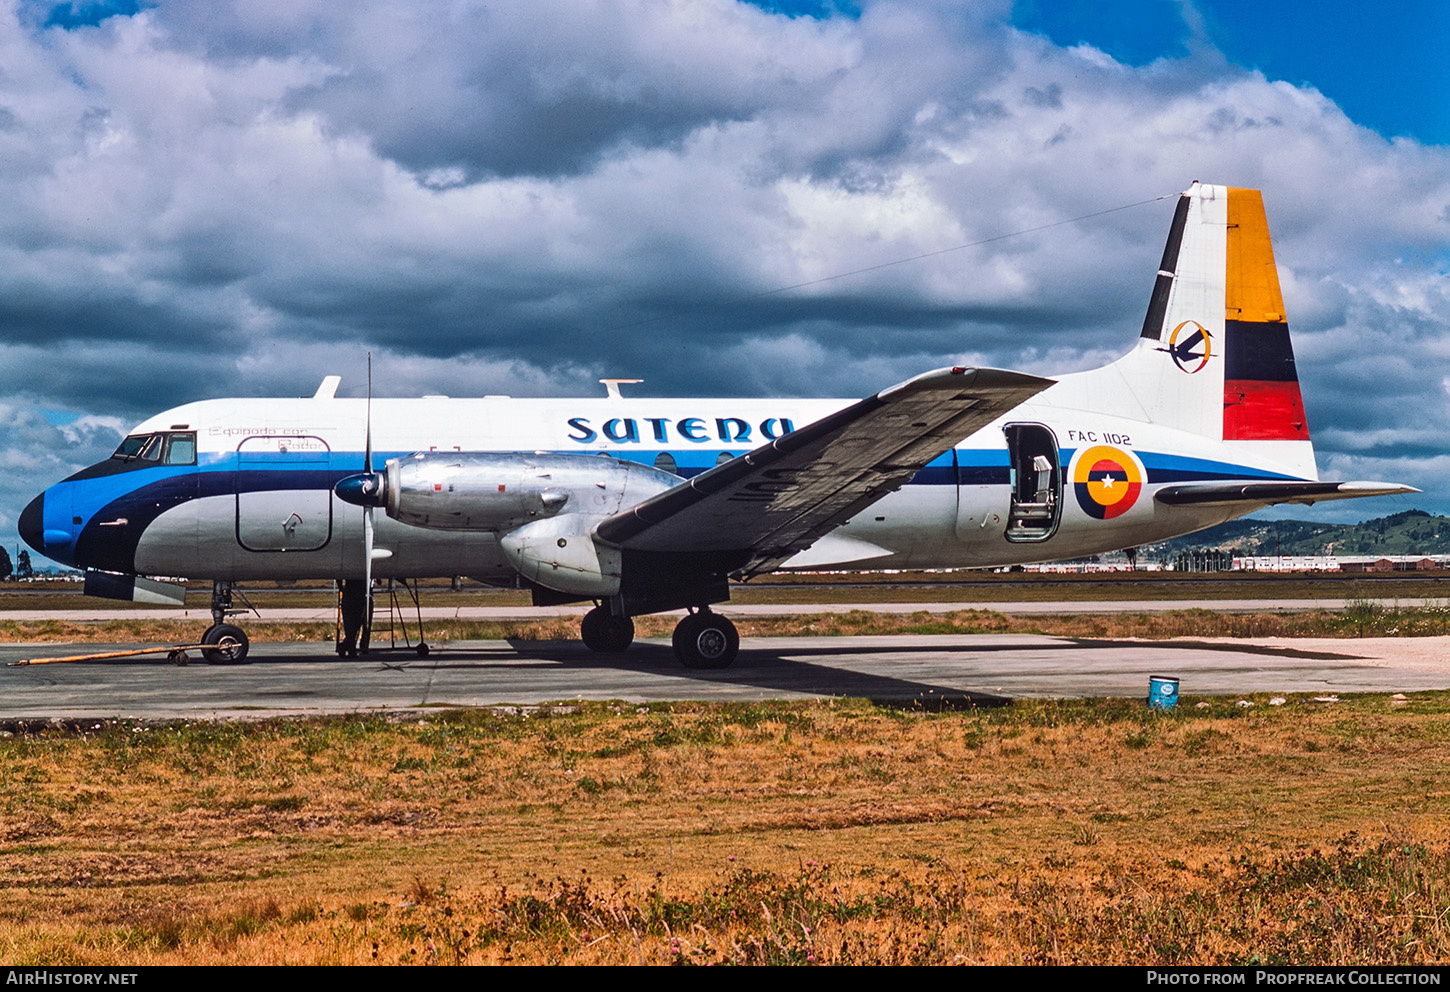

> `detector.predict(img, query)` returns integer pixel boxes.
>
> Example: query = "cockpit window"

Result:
[163,433,196,465]
[112,432,195,465]
[112,434,159,461]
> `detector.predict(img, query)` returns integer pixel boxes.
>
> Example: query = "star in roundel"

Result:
[1072,445,1145,519]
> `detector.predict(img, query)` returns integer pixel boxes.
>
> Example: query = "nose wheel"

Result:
[203,581,250,663]
[201,623,250,664]
[672,610,739,669]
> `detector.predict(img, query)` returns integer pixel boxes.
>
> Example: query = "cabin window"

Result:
[653,452,678,475]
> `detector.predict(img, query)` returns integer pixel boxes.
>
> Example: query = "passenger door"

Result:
[1003,423,1062,542]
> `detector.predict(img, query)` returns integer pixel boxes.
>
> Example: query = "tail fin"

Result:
[1109,182,1316,478]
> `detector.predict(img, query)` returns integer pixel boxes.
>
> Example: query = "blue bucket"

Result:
[1148,676,1179,710]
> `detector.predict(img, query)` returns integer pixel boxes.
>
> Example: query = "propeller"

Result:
[335,358,388,511]
[333,354,387,652]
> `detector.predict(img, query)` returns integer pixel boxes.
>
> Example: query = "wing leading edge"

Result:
[594,366,1054,577]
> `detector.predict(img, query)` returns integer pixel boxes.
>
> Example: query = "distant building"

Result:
[1234,555,1450,573]
[1020,561,1164,573]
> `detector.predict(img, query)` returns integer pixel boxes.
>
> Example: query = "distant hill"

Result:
[1138,509,1450,562]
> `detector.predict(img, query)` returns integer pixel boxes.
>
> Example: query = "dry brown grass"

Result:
[6,569,1450,612]
[2,695,1449,964]
[6,600,1450,646]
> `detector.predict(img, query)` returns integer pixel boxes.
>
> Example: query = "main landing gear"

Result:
[202,581,249,664]
[580,605,635,654]
[579,604,740,669]
[672,609,739,669]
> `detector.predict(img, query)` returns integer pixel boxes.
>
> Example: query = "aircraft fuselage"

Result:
[23,386,1293,584]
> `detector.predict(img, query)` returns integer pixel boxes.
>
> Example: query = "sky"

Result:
[2,0,1448,563]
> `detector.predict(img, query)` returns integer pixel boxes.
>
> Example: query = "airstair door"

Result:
[1003,424,1061,542]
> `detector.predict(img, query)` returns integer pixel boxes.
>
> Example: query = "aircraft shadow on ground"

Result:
[0,640,1008,707]
[180,638,1013,708]
[1059,638,1368,661]
[495,638,1017,708]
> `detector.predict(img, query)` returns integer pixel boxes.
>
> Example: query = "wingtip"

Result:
[1337,482,1422,496]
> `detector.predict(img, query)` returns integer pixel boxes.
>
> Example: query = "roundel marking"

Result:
[1168,320,1212,374]
[1072,445,1144,520]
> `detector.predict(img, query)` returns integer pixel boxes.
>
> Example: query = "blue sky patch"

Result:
[42,1,145,31]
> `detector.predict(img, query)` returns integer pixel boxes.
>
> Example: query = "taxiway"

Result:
[3,633,1447,721]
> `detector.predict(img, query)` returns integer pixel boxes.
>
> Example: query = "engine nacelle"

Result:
[499,514,623,596]
[381,451,679,532]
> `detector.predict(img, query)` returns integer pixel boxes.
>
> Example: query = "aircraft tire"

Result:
[201,623,250,664]
[581,606,634,653]
[672,612,738,669]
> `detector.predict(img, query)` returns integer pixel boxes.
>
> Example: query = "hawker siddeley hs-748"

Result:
[19,184,1415,667]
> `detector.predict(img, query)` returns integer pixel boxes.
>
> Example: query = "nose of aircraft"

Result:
[19,487,76,565]
[18,492,46,556]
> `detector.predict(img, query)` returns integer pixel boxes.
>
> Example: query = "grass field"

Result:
[6,569,1450,611]
[5,576,1448,964]
[5,599,1450,647]
[3,695,1449,965]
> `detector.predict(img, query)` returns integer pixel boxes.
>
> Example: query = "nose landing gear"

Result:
[200,622,250,664]
[201,581,250,664]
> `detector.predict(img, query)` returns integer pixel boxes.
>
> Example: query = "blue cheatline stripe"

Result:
[59,446,1308,538]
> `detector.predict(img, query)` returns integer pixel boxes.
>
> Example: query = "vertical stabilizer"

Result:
[1106,183,1316,479]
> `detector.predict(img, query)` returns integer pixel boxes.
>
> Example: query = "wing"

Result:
[1155,480,1419,507]
[595,366,1053,577]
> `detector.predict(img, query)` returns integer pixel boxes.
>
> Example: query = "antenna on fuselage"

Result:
[601,378,642,399]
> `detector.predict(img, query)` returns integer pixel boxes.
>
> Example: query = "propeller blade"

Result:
[363,505,375,585]
[364,352,373,476]
[362,353,375,651]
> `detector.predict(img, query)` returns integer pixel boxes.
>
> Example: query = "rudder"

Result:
[1222,188,1308,443]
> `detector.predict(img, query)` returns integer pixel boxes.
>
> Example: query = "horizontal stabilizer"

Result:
[1155,481,1419,508]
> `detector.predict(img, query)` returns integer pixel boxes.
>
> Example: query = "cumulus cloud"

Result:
[1,0,1447,542]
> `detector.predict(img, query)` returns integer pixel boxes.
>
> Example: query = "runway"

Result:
[4,633,1447,721]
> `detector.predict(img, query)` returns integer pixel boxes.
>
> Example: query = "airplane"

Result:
[17,182,1416,668]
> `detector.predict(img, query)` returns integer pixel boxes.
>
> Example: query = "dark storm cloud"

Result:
[146,0,864,180]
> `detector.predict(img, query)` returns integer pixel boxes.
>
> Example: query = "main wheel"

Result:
[672,611,739,669]
[201,623,250,664]
[580,606,634,653]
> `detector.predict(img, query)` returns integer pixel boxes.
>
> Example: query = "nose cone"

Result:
[19,488,77,565]
[19,493,44,555]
